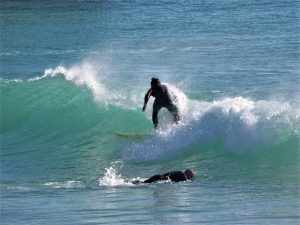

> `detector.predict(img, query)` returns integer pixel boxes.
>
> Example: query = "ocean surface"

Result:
[1,0,300,224]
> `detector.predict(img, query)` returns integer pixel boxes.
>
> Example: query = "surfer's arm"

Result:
[143,88,152,111]
[162,171,186,182]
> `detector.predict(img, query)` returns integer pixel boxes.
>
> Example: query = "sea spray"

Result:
[99,166,127,186]
[99,161,143,186]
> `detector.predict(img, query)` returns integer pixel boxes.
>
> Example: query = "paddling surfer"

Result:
[132,169,195,184]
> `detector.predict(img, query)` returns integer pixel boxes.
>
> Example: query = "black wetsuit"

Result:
[144,84,180,128]
[143,171,188,183]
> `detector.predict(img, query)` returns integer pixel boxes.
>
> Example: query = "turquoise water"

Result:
[1,0,300,224]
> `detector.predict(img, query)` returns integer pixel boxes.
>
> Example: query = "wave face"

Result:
[1,63,299,185]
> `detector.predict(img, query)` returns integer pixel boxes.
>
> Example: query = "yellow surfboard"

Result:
[115,132,148,139]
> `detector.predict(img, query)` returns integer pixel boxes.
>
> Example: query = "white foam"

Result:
[99,161,143,186]
[99,167,128,186]
[43,181,85,189]
[122,97,300,161]
[7,186,37,192]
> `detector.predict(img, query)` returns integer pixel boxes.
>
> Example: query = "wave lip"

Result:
[28,63,146,109]
[31,64,107,101]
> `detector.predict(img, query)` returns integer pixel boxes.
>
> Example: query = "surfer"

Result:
[132,169,195,184]
[142,77,180,128]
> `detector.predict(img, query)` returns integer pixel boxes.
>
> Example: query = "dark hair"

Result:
[184,169,195,179]
[151,77,160,86]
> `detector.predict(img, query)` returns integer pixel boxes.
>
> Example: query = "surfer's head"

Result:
[151,77,160,86]
[184,169,195,180]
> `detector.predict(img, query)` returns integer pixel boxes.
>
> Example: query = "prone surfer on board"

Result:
[142,77,180,129]
[132,169,195,184]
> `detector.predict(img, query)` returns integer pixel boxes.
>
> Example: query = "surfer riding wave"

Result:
[142,77,180,129]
